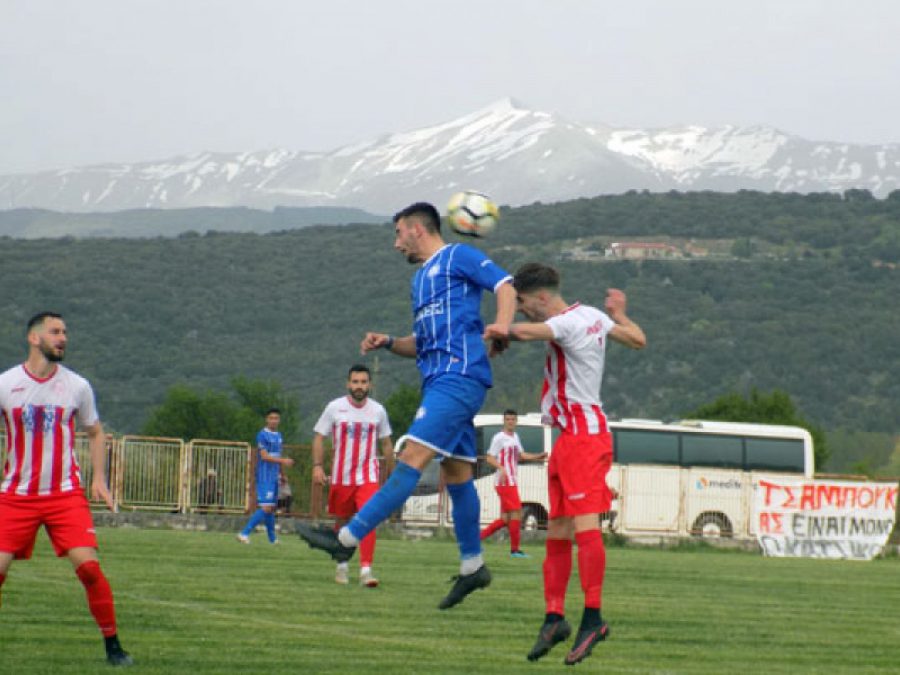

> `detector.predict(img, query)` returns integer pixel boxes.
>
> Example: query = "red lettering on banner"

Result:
[816,484,841,509]
[886,487,898,510]
[759,512,783,534]
[858,487,874,508]
[759,479,778,507]
[782,485,796,508]
[800,484,816,510]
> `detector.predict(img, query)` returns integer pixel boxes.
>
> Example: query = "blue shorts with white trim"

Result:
[257,481,278,506]
[405,374,487,463]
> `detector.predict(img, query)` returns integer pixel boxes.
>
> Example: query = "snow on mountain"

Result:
[1,99,898,214]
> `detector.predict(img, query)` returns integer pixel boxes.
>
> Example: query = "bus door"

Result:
[620,465,682,533]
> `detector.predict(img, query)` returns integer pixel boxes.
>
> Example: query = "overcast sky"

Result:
[1,0,898,175]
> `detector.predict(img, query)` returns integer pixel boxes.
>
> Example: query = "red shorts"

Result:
[548,431,613,519]
[495,485,522,512]
[0,491,98,560]
[328,482,379,519]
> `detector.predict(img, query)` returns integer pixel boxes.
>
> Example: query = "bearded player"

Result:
[312,364,394,588]
[487,263,645,665]
[0,312,133,667]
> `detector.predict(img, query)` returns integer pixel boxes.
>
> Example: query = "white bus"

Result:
[401,413,814,539]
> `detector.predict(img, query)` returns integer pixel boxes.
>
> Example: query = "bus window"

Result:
[745,437,805,473]
[516,425,545,458]
[614,430,679,465]
[477,425,502,479]
[681,433,742,469]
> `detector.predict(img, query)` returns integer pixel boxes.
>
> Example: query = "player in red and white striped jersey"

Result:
[479,410,546,556]
[0,312,132,666]
[487,263,645,666]
[312,364,393,588]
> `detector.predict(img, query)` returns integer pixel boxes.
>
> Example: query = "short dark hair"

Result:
[27,311,63,333]
[513,263,560,294]
[265,407,281,417]
[348,364,371,379]
[393,202,441,234]
[503,409,518,417]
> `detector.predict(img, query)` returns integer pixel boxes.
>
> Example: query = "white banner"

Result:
[755,478,898,560]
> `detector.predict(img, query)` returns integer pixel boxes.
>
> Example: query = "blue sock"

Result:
[264,512,276,542]
[447,480,482,561]
[347,462,422,541]
[241,509,266,536]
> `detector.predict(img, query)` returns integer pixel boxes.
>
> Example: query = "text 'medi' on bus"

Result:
[400,414,814,540]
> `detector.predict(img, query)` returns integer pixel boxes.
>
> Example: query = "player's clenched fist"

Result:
[360,332,389,355]
[604,288,627,318]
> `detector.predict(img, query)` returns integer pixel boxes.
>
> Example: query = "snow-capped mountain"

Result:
[1,99,898,214]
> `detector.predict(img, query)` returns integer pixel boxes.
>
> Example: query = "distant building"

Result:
[606,242,683,259]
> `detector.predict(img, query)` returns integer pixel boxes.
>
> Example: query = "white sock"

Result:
[338,526,359,547]
[336,562,349,573]
[360,566,372,576]
[460,554,484,576]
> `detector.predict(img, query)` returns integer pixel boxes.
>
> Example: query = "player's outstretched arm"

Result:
[605,288,647,350]
[507,322,556,343]
[360,332,416,358]
[87,422,115,511]
[484,281,516,356]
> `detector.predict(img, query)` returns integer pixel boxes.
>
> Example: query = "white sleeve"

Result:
[312,402,335,437]
[377,404,392,438]
[486,432,504,459]
[545,312,577,346]
[75,377,100,427]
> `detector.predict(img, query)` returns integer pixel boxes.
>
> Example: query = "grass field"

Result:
[2,527,898,674]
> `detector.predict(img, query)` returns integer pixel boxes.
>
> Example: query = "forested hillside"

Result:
[1,190,897,470]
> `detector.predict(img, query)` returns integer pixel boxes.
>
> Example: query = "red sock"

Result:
[508,518,521,552]
[543,538,573,616]
[479,518,507,540]
[358,531,376,568]
[575,529,606,609]
[75,561,118,637]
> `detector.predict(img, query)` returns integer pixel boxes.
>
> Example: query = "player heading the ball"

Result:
[298,201,516,610]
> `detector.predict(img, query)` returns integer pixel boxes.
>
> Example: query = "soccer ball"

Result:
[446,190,499,238]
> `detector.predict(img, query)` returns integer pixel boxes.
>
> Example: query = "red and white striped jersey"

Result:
[541,303,615,436]
[487,431,524,487]
[313,396,392,486]
[0,364,99,497]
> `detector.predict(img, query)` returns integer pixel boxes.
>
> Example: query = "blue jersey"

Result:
[256,427,283,486]
[411,243,512,387]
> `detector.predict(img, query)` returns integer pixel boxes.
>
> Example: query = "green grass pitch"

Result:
[1,527,898,673]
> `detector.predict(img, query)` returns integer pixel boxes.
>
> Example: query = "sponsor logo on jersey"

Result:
[415,300,444,322]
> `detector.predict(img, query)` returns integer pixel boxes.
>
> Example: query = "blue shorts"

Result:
[257,481,278,507]
[405,374,487,463]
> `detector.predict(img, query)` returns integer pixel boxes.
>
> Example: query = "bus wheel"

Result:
[522,504,547,531]
[691,512,733,539]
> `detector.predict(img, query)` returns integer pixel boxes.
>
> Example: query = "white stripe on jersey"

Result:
[313,396,391,487]
[487,431,522,487]
[542,303,615,435]
[0,364,96,496]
